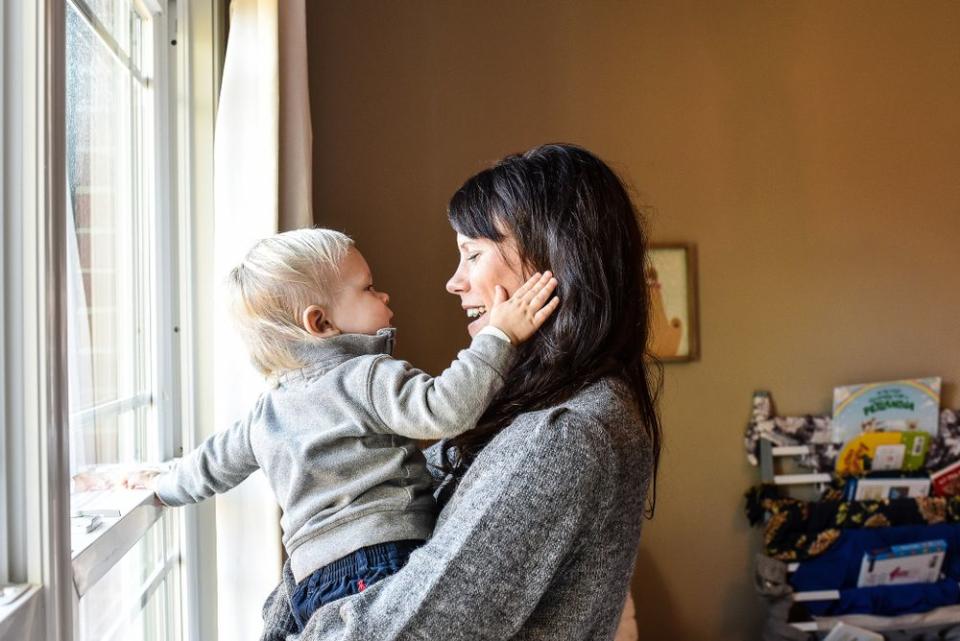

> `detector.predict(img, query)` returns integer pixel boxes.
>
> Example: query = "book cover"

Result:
[931,460,960,497]
[833,378,941,445]
[857,539,946,588]
[845,477,930,501]
[835,431,931,476]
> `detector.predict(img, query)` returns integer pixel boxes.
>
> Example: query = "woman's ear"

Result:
[302,305,340,338]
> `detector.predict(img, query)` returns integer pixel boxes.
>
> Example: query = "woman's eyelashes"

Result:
[466,252,480,263]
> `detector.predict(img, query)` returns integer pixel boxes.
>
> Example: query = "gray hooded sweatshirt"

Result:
[155,327,513,582]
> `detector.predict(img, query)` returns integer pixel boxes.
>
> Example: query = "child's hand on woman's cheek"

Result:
[487,271,560,345]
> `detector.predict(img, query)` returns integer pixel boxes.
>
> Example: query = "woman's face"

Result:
[446,232,526,337]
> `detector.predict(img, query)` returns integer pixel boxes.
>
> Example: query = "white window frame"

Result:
[0,0,8,590]
[169,2,228,640]
[0,1,74,639]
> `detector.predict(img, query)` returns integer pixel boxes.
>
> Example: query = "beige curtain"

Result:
[212,0,312,638]
[278,0,313,230]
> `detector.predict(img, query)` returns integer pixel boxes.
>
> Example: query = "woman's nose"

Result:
[446,266,467,294]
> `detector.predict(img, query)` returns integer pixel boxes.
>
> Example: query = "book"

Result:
[833,377,941,445]
[835,430,931,476]
[844,476,931,501]
[931,460,960,497]
[823,622,884,641]
[856,539,946,587]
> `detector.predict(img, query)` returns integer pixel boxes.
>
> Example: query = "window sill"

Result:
[0,585,42,639]
[71,489,164,597]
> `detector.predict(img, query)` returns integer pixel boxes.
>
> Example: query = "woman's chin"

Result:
[467,314,488,337]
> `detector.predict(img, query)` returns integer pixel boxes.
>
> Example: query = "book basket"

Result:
[745,391,960,640]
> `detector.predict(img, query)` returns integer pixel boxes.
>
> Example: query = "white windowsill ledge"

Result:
[71,489,164,597]
[0,585,42,639]
[0,491,165,635]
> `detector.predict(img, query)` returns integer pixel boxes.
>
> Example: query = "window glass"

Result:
[66,1,179,638]
[66,0,156,473]
[77,514,181,641]
[84,0,132,54]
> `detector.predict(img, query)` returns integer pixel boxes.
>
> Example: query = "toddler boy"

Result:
[139,228,557,630]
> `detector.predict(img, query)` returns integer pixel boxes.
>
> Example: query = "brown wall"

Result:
[305,2,960,638]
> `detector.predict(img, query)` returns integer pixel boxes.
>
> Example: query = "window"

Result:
[2,0,216,637]
[76,515,181,641]
[66,0,181,639]
[66,0,159,472]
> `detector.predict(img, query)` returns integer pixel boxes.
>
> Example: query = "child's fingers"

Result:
[533,296,561,324]
[510,272,543,301]
[516,271,552,303]
[72,473,95,492]
[527,277,558,309]
[73,471,112,491]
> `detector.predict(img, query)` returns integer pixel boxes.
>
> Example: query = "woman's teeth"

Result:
[466,306,487,319]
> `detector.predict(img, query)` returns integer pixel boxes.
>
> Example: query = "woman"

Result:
[261,143,662,640]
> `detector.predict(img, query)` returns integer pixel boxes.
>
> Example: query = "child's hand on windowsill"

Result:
[122,469,161,491]
[72,464,165,493]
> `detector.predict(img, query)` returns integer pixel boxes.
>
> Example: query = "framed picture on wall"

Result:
[647,243,699,362]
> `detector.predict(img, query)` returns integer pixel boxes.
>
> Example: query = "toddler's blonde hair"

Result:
[227,228,354,375]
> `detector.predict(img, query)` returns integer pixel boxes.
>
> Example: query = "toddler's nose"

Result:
[379,291,390,305]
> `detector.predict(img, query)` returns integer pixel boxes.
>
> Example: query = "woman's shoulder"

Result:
[494,376,648,458]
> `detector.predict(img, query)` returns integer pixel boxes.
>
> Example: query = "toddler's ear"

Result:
[302,305,340,338]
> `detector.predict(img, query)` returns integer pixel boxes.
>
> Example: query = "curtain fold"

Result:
[212,1,312,638]
[278,0,313,231]
[66,185,94,475]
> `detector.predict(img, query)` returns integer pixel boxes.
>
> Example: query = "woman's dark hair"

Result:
[442,143,663,517]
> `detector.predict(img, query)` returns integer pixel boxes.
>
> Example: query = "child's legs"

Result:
[288,539,423,632]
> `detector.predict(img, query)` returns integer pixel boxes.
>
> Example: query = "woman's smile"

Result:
[464,305,489,334]
[447,233,524,337]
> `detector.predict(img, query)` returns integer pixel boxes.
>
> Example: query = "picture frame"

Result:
[647,243,699,362]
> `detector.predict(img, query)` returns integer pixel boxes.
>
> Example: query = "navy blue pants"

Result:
[289,540,423,631]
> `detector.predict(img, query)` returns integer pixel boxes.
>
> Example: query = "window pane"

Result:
[65,2,179,641]
[77,514,181,641]
[81,0,133,55]
[66,0,155,472]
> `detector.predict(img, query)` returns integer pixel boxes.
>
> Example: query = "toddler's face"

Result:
[327,247,394,335]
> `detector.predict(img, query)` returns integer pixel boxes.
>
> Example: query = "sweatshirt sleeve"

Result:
[363,332,514,440]
[271,412,608,641]
[155,412,260,506]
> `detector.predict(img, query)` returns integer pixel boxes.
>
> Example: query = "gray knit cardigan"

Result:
[260,376,652,641]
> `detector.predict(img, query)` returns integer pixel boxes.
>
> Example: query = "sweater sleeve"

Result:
[283,411,608,641]
[363,333,513,440]
[155,412,260,506]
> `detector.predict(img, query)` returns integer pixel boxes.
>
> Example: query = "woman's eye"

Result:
[466,253,480,263]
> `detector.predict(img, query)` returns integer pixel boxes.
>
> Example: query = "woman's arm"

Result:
[264,411,609,641]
